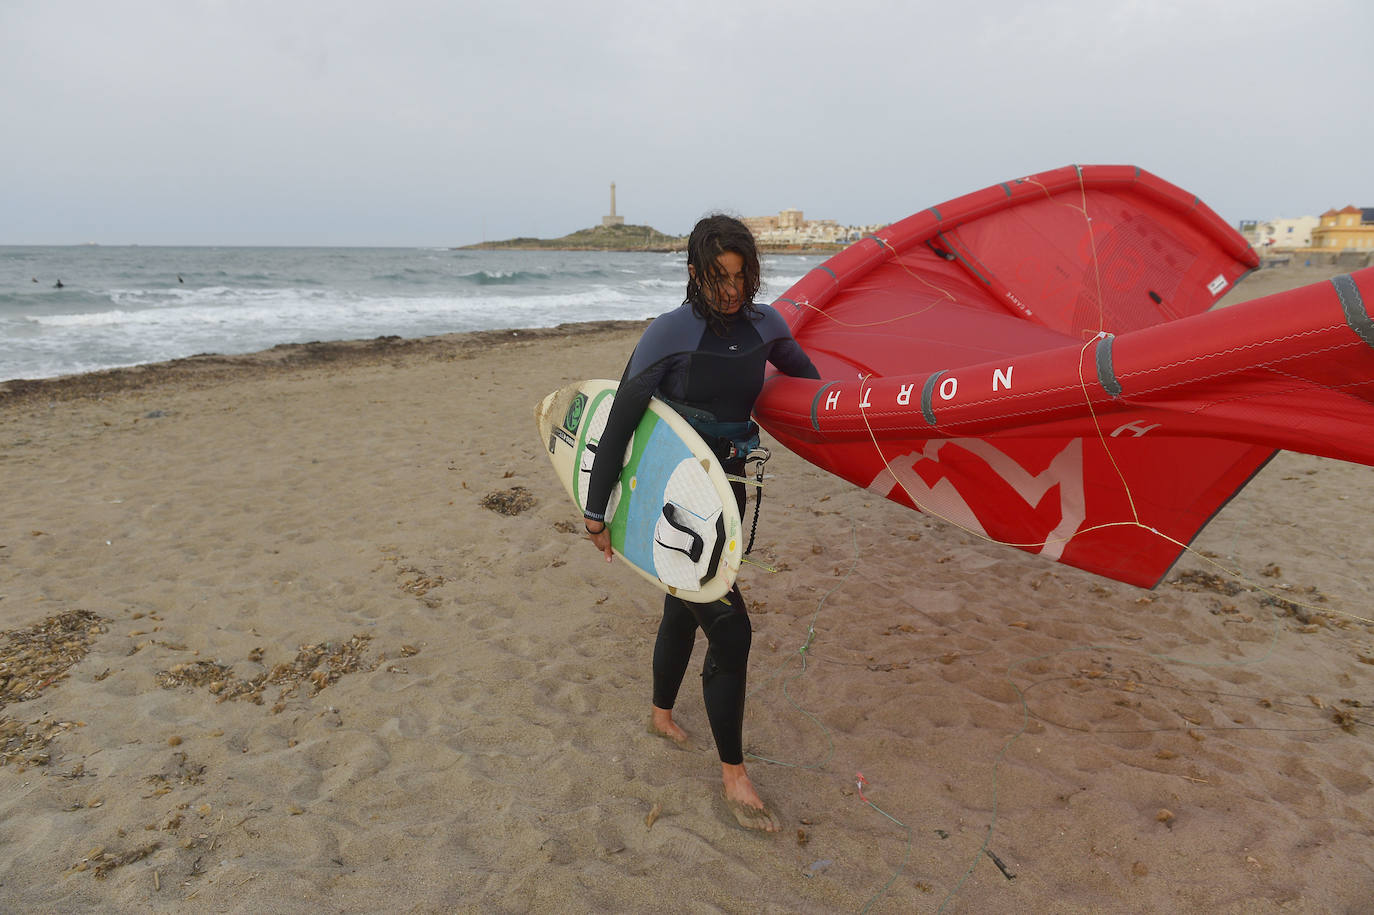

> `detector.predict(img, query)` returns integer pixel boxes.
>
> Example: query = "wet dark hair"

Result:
[684,213,762,332]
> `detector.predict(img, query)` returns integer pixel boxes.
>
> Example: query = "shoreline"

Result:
[0,319,651,405]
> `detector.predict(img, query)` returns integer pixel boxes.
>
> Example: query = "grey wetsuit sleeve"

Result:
[756,304,820,379]
[583,311,698,521]
[769,335,820,379]
[583,357,662,521]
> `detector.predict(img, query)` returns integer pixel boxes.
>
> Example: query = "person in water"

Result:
[582,214,820,831]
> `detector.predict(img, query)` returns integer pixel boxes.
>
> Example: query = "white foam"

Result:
[0,248,821,381]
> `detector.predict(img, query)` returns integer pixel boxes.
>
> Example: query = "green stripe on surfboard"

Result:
[572,389,614,509]
[571,388,664,556]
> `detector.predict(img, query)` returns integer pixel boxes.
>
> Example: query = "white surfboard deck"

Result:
[534,379,742,603]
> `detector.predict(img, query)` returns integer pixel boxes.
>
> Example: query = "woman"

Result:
[582,214,819,832]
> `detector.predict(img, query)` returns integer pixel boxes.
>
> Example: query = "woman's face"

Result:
[691,251,746,314]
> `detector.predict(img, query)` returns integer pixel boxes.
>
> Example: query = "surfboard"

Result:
[534,379,743,603]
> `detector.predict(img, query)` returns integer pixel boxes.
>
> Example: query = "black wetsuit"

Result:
[584,300,819,765]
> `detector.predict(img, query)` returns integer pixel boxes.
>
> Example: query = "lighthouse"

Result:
[602,182,625,228]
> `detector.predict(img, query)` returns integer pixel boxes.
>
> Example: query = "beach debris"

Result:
[68,842,161,879]
[156,635,377,706]
[1168,570,1244,596]
[645,802,662,829]
[984,848,1017,879]
[143,751,206,796]
[397,566,447,598]
[481,486,536,515]
[269,636,375,697]
[803,859,833,878]
[157,660,234,692]
[796,828,809,845]
[58,761,90,779]
[1332,708,1360,733]
[1,716,80,769]
[1259,592,1327,625]
[1,609,108,709]
[1156,808,1176,827]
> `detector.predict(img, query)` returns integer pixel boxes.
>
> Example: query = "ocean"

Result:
[0,246,823,381]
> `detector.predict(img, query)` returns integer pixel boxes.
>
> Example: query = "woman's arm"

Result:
[769,336,821,380]
[583,352,674,524]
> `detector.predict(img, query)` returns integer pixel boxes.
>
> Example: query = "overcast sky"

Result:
[3,0,1370,247]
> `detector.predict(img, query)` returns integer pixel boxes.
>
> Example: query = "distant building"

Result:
[744,208,887,246]
[1311,205,1374,250]
[1239,215,1319,250]
[740,215,779,235]
[602,182,625,228]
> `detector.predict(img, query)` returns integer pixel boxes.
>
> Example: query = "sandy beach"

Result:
[1,265,1371,913]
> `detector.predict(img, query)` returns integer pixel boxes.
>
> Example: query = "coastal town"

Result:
[463,183,887,253]
[1240,204,1374,261]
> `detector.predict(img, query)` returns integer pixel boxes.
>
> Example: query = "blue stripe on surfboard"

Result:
[620,419,693,573]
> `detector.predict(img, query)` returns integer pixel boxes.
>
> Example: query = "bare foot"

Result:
[648,706,690,747]
[720,763,779,833]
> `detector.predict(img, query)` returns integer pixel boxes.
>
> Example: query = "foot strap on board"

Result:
[655,503,704,562]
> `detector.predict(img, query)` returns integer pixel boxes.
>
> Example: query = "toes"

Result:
[722,794,779,832]
[647,720,690,747]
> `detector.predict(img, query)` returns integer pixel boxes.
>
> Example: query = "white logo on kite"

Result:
[1207,274,1229,295]
[1110,421,1161,438]
[865,438,1087,560]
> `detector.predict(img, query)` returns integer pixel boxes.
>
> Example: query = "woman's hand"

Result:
[585,520,613,562]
